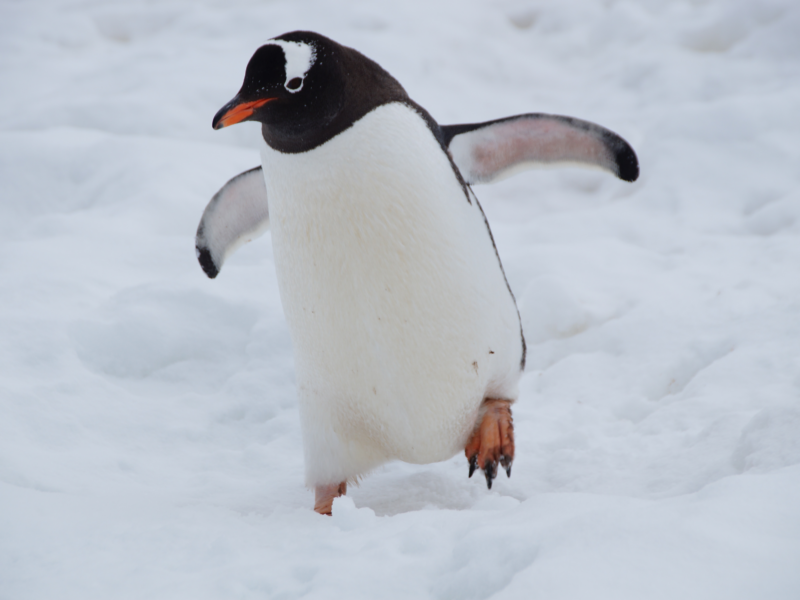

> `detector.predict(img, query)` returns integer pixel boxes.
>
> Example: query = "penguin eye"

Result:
[286,77,302,90]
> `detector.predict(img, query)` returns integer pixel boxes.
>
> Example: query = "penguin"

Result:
[195,31,638,515]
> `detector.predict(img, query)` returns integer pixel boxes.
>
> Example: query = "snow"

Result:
[1,0,799,598]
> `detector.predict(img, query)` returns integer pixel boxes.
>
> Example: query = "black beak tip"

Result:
[212,96,239,130]
[211,108,225,131]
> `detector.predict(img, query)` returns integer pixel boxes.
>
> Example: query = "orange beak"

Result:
[212,97,275,130]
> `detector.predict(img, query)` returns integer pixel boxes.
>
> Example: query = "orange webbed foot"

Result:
[314,481,347,515]
[464,399,514,489]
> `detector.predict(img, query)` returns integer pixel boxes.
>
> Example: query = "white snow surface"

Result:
[1,1,799,598]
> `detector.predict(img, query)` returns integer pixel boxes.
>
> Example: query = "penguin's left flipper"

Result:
[442,113,639,185]
[195,166,269,279]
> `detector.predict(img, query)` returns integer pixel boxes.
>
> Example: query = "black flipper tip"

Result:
[616,144,639,182]
[196,246,219,279]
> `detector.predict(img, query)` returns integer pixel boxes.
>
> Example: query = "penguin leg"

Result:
[314,481,347,515]
[464,399,514,489]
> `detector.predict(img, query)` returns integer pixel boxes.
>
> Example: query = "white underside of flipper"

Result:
[445,113,639,185]
[196,167,270,278]
[261,102,523,487]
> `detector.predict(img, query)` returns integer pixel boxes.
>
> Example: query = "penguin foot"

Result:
[464,399,514,489]
[314,481,347,515]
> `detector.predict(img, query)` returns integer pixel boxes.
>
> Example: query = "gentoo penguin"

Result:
[196,31,638,514]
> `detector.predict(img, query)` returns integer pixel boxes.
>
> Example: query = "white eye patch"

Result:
[266,39,316,93]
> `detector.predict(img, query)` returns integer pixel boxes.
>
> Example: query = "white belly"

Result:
[262,103,522,485]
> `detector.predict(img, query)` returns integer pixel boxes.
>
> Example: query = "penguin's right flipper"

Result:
[441,114,638,185]
[195,166,268,279]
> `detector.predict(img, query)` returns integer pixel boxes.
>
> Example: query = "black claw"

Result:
[468,455,477,478]
[484,461,496,489]
[500,455,513,478]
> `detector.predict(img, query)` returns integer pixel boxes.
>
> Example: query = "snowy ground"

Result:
[2,0,800,598]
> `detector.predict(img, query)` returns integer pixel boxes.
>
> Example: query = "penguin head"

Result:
[212,31,343,135]
[212,31,408,153]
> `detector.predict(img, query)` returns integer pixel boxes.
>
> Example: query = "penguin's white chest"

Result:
[261,103,521,485]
